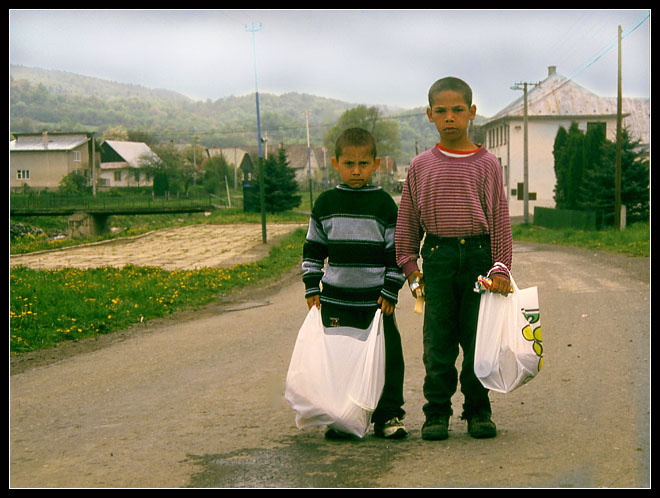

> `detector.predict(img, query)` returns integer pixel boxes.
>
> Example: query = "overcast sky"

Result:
[9,9,650,117]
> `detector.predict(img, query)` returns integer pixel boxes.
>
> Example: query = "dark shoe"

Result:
[421,415,449,441]
[467,413,497,439]
[374,417,408,439]
[324,427,353,440]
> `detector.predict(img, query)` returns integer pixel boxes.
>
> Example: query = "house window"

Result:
[114,171,122,182]
[17,170,30,180]
[72,150,81,162]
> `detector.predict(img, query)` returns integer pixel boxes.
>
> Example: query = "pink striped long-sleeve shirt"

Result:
[395,145,512,278]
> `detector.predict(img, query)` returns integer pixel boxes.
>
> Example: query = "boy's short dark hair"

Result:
[335,127,377,160]
[428,77,473,108]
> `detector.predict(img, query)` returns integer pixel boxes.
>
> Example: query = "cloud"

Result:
[10,9,650,117]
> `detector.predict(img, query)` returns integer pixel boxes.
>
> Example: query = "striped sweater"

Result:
[395,145,513,277]
[302,184,406,311]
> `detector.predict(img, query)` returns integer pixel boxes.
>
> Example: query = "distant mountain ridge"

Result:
[10,64,479,161]
[11,64,193,103]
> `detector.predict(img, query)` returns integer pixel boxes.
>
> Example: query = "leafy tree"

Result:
[152,171,169,196]
[145,142,181,196]
[323,105,400,160]
[59,172,90,194]
[202,154,231,195]
[102,125,129,141]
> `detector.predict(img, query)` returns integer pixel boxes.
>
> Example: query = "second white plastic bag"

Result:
[284,307,386,438]
[474,273,543,394]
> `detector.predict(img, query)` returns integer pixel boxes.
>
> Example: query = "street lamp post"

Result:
[245,21,267,243]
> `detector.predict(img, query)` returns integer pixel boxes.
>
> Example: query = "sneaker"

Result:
[466,413,497,439]
[421,415,450,441]
[374,417,408,439]
[324,427,353,440]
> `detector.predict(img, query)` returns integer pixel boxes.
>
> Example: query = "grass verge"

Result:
[10,227,307,354]
[511,221,649,257]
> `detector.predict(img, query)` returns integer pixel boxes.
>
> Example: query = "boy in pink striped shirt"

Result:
[395,77,512,440]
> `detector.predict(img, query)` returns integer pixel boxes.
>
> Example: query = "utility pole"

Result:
[245,21,267,243]
[511,80,539,224]
[91,132,97,197]
[262,132,269,160]
[615,24,623,230]
[304,110,313,209]
[322,146,328,188]
[192,133,198,169]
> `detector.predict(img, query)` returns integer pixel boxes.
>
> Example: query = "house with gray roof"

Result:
[481,65,649,218]
[10,131,99,192]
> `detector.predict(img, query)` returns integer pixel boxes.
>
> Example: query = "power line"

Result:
[516,12,649,112]
[139,108,429,142]
[117,14,650,144]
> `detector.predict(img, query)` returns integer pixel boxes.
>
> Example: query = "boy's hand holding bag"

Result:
[474,266,543,394]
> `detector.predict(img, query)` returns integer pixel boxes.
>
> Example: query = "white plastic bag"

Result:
[474,272,543,394]
[284,306,386,437]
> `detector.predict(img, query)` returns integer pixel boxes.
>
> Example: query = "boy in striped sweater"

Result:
[395,77,513,441]
[302,128,407,439]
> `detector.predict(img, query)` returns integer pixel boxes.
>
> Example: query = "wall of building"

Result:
[487,116,618,217]
[10,143,91,191]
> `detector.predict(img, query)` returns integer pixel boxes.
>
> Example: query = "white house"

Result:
[99,140,160,188]
[482,66,650,218]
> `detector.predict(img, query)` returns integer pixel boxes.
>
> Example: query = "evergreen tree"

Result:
[553,123,649,225]
[565,122,586,210]
[580,129,649,224]
[263,147,301,213]
[552,125,569,206]
[247,147,302,213]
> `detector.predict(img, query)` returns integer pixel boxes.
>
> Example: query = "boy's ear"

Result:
[426,107,433,122]
[469,104,477,120]
[331,157,339,171]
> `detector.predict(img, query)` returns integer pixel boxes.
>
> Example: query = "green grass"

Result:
[10,227,307,354]
[511,221,649,257]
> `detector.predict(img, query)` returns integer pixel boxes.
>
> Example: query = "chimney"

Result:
[548,65,557,76]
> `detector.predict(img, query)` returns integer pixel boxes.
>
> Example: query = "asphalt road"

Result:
[10,241,650,488]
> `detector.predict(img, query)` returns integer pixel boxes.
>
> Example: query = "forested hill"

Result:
[10,64,482,162]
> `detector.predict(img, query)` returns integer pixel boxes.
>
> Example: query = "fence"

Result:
[533,207,603,230]
[10,193,223,216]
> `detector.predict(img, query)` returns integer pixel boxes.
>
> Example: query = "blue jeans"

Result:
[421,234,492,420]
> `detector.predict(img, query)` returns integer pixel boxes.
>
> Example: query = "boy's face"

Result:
[332,145,380,189]
[426,89,477,148]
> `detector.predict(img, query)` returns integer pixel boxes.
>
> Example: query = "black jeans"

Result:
[322,304,405,425]
[420,234,492,420]
[372,312,406,424]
